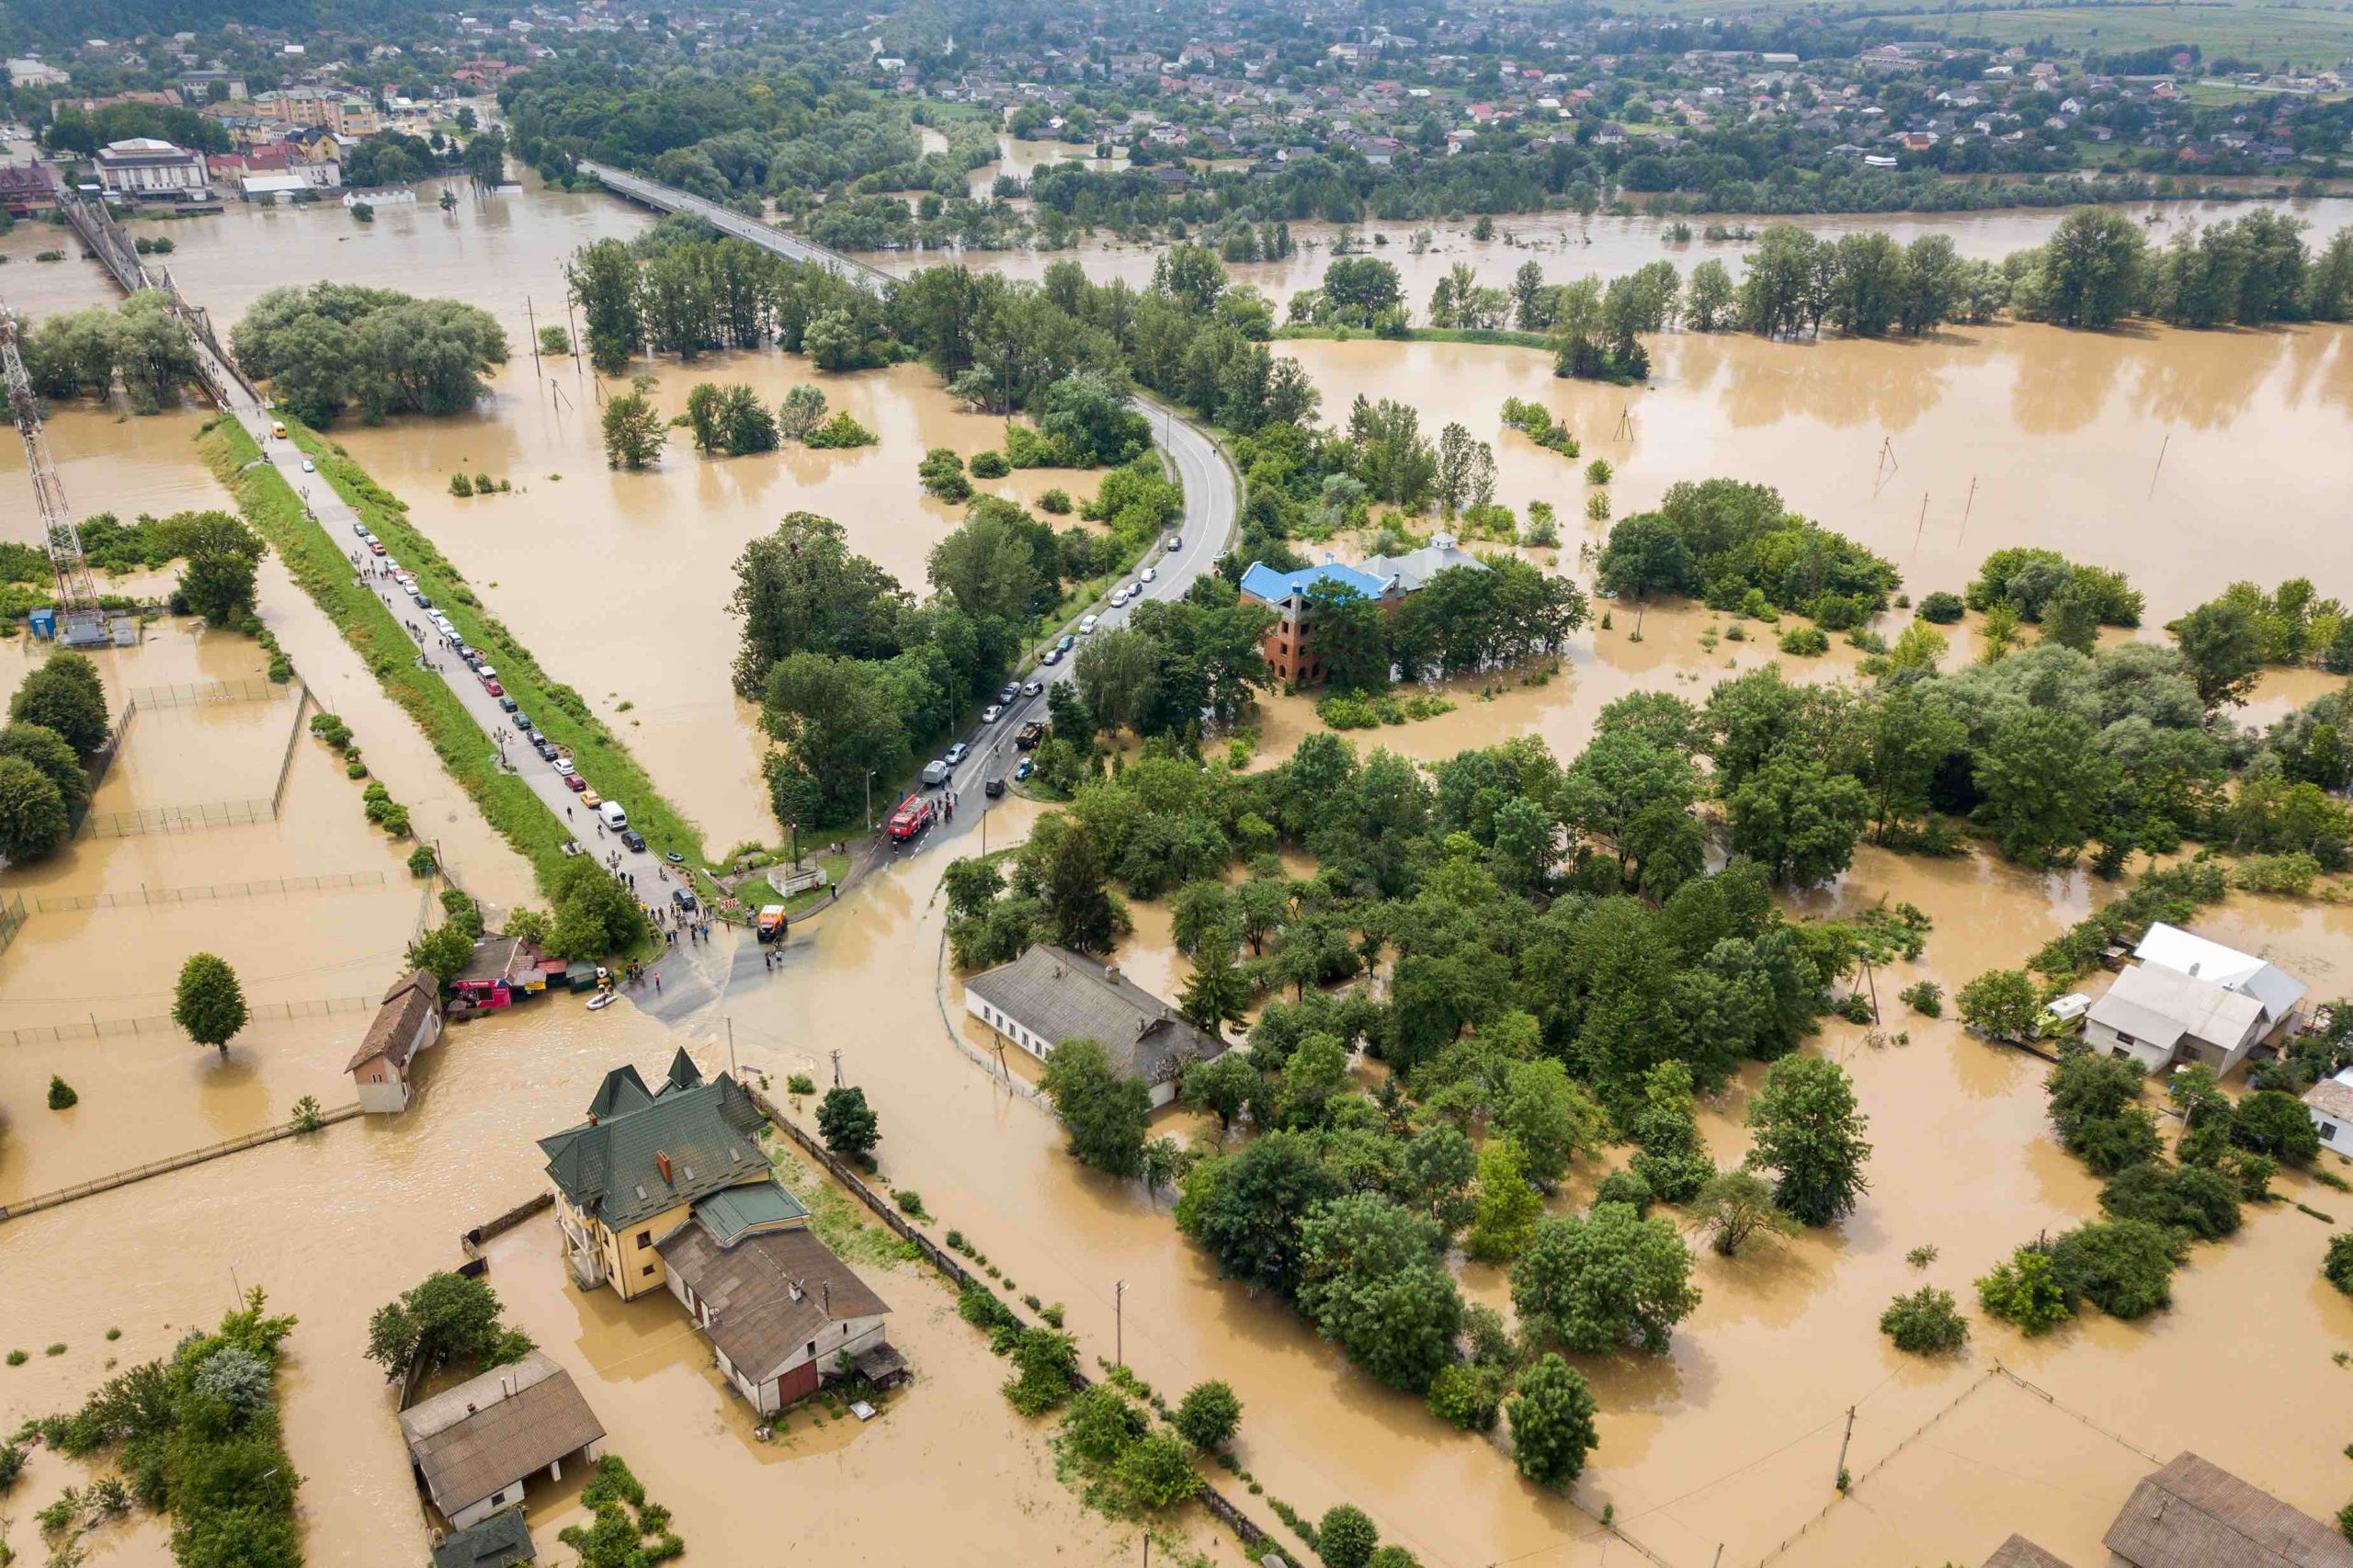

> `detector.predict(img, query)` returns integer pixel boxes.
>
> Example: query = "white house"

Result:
[396,1351,605,1532]
[2085,965,2266,1075]
[95,137,210,201]
[2133,923,2307,1039]
[963,943,1226,1108]
[347,969,442,1114]
[2303,1067,2353,1151]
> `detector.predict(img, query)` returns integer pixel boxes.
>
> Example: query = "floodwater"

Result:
[861,194,2353,307]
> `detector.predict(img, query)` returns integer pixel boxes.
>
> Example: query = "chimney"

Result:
[821,1281,831,1316]
[655,1152,674,1185]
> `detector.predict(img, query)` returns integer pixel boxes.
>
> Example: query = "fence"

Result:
[0,993,376,1048]
[271,682,313,814]
[82,797,276,837]
[127,677,290,708]
[31,871,388,913]
[743,1084,1293,1567]
[0,893,24,960]
[0,1101,361,1223]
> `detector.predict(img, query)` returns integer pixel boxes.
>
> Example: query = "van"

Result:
[921,759,950,788]
[271,421,288,439]
[598,800,629,831]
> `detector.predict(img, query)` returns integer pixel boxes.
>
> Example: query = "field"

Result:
[1597,0,2353,67]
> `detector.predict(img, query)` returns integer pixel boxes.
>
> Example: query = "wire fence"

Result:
[81,798,277,837]
[1,994,377,1048]
[126,677,291,708]
[31,871,389,913]
[0,893,25,960]
[0,1101,362,1223]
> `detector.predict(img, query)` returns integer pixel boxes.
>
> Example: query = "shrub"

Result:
[1002,1326,1080,1415]
[969,449,1010,479]
[2326,1233,2353,1295]
[1976,1245,2074,1334]
[1173,1379,1243,1450]
[1318,1505,1379,1568]
[1426,1361,1506,1431]
[4,1349,24,1366]
[2098,1163,2241,1241]
[1039,488,1073,514]
[47,1074,77,1109]
[787,1073,816,1096]
[957,1282,1018,1335]
[1585,459,1613,485]
[2050,1220,2181,1320]
[1777,624,1829,657]
[1590,1167,1654,1213]
[1899,981,1943,1017]
[448,472,474,497]
[1879,1287,1969,1354]
[803,411,877,449]
[891,1188,927,1220]
[1917,591,1965,624]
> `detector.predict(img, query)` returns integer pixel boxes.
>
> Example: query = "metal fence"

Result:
[32,871,388,913]
[82,798,277,837]
[0,993,376,1048]
[0,1101,362,1223]
[0,893,25,960]
[127,677,290,708]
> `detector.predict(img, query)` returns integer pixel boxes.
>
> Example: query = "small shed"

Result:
[453,934,528,1010]
[1984,1536,2073,1568]
[397,1351,605,1533]
[2303,1068,2353,1153]
[431,1509,536,1568]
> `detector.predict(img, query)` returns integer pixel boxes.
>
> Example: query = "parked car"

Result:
[483,679,505,698]
[984,777,1006,799]
[415,596,434,612]
[563,772,587,793]
[945,742,970,767]
[998,683,1020,705]
[534,737,559,762]
[598,800,629,831]
[1014,759,1034,782]
[580,788,603,810]
[1165,535,1180,551]
[1040,647,1062,665]
[1016,721,1044,751]
[671,887,698,913]
[301,459,316,473]
[497,695,518,713]
[514,713,535,733]
[554,752,575,774]
[476,665,497,685]
[620,828,648,853]
[1057,634,1076,653]
[981,704,1002,724]
[1108,587,1130,608]
[369,540,386,556]
[351,521,369,538]
[1022,680,1042,698]
[921,759,949,788]
[1141,567,1156,583]
[1078,615,1098,635]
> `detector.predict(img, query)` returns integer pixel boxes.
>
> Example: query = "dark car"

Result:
[514,713,535,733]
[498,695,518,712]
[620,828,648,853]
[672,887,699,913]
[534,737,559,762]
[984,776,1006,799]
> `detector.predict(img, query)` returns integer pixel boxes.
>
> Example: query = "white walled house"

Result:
[347,969,442,1114]
[2304,1069,2353,1151]
[656,1201,893,1416]
[2084,925,2308,1076]
[396,1352,604,1532]
[963,943,1226,1108]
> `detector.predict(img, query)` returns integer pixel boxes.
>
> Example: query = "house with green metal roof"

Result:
[537,1049,779,1301]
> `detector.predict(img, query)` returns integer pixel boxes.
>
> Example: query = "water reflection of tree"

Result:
[1695,333,1953,435]
[2279,322,2353,421]
[2127,327,2286,431]
[2004,324,2129,437]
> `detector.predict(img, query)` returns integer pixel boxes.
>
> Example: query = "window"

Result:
[641,1263,655,1277]
[2325,1122,2338,1142]
[805,1340,817,1358]
[635,1230,652,1248]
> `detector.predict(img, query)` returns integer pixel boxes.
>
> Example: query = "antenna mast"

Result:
[1,303,104,642]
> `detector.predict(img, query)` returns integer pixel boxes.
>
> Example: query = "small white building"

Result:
[963,943,1226,1108]
[2303,1067,2353,1151]
[397,1351,605,1532]
[2084,924,2308,1075]
[347,970,442,1114]
[95,137,210,201]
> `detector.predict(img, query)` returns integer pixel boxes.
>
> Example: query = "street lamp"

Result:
[865,769,879,833]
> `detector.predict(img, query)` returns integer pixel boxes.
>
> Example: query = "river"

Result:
[6,179,2353,1568]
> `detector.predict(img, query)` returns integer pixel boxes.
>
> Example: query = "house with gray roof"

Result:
[2086,925,2308,1076]
[657,1212,894,1415]
[537,1050,772,1300]
[2102,1451,2353,1568]
[963,944,1226,1107]
[2302,1064,2353,1152]
[430,1508,535,1568]
[398,1351,604,1533]
[1358,531,1490,594]
[2132,924,2307,1040]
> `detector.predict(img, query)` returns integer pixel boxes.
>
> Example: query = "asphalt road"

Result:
[576,160,1245,859]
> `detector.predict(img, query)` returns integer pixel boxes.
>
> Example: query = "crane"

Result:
[0,301,105,645]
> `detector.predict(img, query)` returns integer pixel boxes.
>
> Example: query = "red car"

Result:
[483,679,505,698]
[563,771,587,792]
[369,540,386,556]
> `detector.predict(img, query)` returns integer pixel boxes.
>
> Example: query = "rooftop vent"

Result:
[656,1151,675,1185]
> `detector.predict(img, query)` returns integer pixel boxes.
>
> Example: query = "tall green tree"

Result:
[1506,1354,1600,1487]
[1745,1055,1870,1226]
[174,952,249,1057]
[1041,1038,1152,1177]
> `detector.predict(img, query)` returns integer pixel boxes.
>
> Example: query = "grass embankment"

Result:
[199,417,572,883]
[281,418,712,872]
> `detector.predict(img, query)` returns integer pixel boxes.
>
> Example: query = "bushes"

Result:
[803,411,877,449]
[1880,1286,1969,1354]
[1002,1326,1081,1415]
[1426,1361,1507,1431]
[2325,1234,2353,1295]
[1499,397,1578,459]
[1777,624,1829,657]
[2231,1089,2323,1166]
[1039,487,1073,515]
[1917,590,1965,623]
[47,1074,78,1109]
[2050,1220,2181,1320]
[969,449,1010,479]
[918,447,972,502]
[1975,1244,2074,1335]
[2097,1163,2242,1242]
[2046,1054,2160,1175]
[1900,980,1943,1017]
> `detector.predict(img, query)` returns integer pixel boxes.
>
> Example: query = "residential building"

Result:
[1981,1538,2071,1568]
[250,86,381,136]
[1359,532,1489,594]
[95,138,210,202]
[0,162,57,217]
[2101,1451,2353,1568]
[173,68,246,102]
[2084,925,2306,1075]
[396,1351,605,1532]
[1238,559,1396,685]
[539,1051,772,1300]
[430,1509,535,1568]
[963,943,1226,1108]
[347,969,442,1114]
[6,58,70,88]
[2302,1065,2353,1150]
[657,1207,895,1415]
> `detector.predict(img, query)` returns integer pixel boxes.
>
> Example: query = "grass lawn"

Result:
[284,418,715,874]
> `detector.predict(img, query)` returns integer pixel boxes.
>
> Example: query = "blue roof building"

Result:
[1237,560,1395,605]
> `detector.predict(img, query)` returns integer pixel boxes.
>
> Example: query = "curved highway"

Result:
[578,160,1243,853]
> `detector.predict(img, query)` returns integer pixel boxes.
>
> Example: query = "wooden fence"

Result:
[0,1102,361,1223]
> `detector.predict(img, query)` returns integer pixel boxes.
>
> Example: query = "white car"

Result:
[301,460,316,473]
[945,742,971,767]
[1022,680,1043,697]
[1108,588,1130,608]
[1078,614,1099,635]
[1140,567,1157,583]
[981,704,1003,724]
[553,752,575,774]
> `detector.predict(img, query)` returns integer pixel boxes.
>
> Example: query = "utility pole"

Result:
[1835,1404,1857,1490]
[727,1017,737,1082]
[1959,476,1978,541]
[2148,432,2171,498]
[865,769,876,833]
[527,295,541,373]
[830,1048,843,1089]
[1912,491,1929,554]
[1114,1279,1127,1368]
